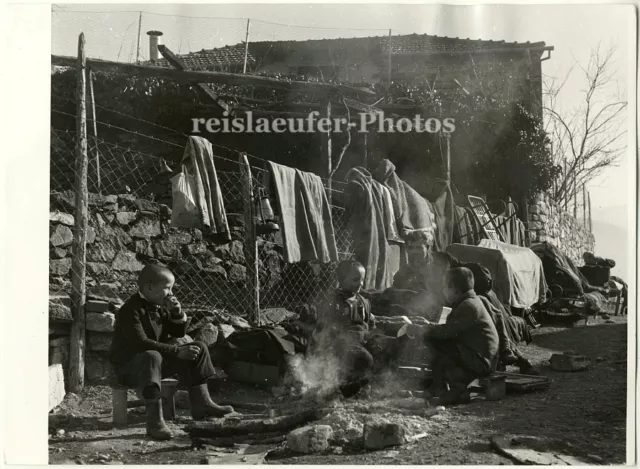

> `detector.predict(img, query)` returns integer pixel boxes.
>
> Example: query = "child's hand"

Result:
[164,296,182,317]
[177,344,200,361]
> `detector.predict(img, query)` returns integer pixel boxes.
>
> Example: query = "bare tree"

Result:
[544,44,627,207]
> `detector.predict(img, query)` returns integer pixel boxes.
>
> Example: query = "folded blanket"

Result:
[179,136,231,241]
[268,162,338,263]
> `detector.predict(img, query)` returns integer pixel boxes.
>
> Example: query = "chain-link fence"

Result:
[50,127,354,320]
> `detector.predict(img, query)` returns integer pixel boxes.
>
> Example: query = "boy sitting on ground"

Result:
[109,264,234,440]
[411,267,499,406]
[310,259,375,398]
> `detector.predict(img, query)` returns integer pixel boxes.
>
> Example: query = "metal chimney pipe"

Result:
[146,31,163,61]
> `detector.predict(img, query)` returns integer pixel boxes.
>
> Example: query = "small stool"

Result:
[111,378,179,426]
[469,374,506,401]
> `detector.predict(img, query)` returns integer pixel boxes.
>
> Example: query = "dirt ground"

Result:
[48,314,629,465]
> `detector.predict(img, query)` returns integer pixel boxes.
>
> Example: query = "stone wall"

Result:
[48,190,328,385]
[528,192,595,265]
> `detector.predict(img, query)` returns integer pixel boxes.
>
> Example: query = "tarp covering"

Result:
[446,240,547,309]
[530,242,607,297]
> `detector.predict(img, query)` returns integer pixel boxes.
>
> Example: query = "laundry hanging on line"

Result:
[170,136,231,243]
[266,161,338,264]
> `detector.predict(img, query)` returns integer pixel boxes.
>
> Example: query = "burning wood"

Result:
[185,408,329,438]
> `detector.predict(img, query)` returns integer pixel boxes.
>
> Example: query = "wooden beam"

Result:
[51,54,376,98]
[239,153,260,326]
[69,33,89,393]
[157,45,232,114]
[320,99,332,203]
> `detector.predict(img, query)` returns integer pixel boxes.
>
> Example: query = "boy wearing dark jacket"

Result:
[110,264,233,440]
[311,260,375,397]
[417,267,499,405]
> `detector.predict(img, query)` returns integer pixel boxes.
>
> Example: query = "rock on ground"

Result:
[363,419,407,450]
[287,425,333,454]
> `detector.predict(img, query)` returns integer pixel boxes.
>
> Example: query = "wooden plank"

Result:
[157,45,232,114]
[239,154,260,326]
[68,33,89,393]
[51,54,376,98]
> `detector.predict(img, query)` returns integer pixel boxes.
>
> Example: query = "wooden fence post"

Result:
[86,68,100,194]
[239,153,260,326]
[69,33,89,393]
[320,98,332,204]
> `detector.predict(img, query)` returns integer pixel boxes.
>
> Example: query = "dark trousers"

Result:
[427,339,479,393]
[115,340,215,399]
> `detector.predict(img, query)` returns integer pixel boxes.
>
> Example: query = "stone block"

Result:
[193,323,219,347]
[118,194,137,208]
[86,312,116,332]
[50,191,75,212]
[87,242,117,263]
[87,262,109,277]
[112,251,144,272]
[49,364,66,411]
[87,284,123,304]
[218,324,235,339]
[287,425,333,454]
[550,353,590,371]
[87,300,110,313]
[227,264,247,283]
[134,240,154,257]
[153,240,182,259]
[186,242,208,255]
[50,225,73,247]
[167,230,193,245]
[135,199,159,213]
[50,211,74,226]
[86,227,96,244]
[130,218,162,239]
[363,419,407,450]
[51,247,68,259]
[50,258,72,276]
[528,205,539,215]
[116,211,137,225]
[89,332,112,351]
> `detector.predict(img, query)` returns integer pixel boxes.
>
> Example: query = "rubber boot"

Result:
[499,349,519,366]
[145,398,172,440]
[189,384,234,420]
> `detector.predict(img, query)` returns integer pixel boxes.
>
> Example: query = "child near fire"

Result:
[310,259,376,398]
[109,264,234,441]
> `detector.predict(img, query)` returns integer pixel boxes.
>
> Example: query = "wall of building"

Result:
[528,191,595,265]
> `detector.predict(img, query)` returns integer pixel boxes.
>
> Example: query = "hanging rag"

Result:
[267,162,338,263]
[345,167,401,291]
[173,136,231,242]
[431,185,455,251]
[372,159,436,244]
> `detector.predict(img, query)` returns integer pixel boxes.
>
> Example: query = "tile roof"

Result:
[248,34,546,56]
[145,44,254,70]
[381,34,546,54]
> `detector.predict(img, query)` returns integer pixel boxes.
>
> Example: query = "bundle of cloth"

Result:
[579,252,615,287]
[530,242,608,314]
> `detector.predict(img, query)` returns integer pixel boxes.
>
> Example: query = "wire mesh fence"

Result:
[50,127,354,319]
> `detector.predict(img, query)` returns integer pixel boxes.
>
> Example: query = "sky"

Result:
[51,3,634,276]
